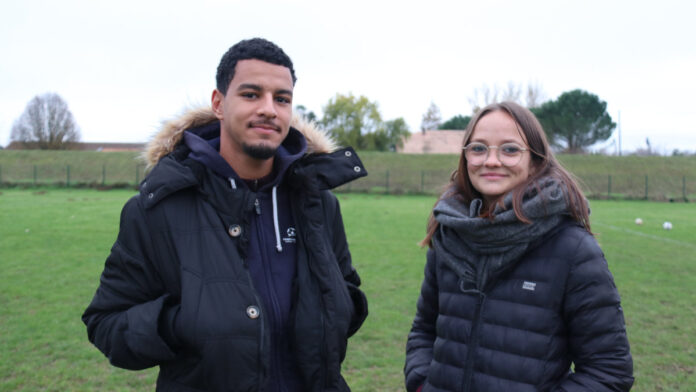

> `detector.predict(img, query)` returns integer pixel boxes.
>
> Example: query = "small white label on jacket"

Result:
[522,281,536,291]
[283,227,296,244]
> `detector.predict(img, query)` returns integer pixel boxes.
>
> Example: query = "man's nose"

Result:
[257,94,277,118]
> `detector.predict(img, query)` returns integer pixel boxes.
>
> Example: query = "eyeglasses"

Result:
[462,142,529,167]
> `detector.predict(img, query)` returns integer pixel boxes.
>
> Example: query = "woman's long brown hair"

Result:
[421,101,590,247]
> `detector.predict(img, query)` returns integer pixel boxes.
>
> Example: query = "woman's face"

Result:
[466,110,533,206]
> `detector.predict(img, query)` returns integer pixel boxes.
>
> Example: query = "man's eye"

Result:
[241,92,258,99]
[276,96,291,104]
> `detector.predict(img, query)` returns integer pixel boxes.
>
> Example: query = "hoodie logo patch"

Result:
[522,281,537,291]
[283,227,296,244]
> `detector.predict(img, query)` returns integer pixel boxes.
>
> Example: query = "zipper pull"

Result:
[254,198,261,215]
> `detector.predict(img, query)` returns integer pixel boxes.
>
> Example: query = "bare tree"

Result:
[468,84,498,114]
[524,81,546,108]
[501,81,522,103]
[468,81,547,113]
[420,101,442,132]
[11,93,81,149]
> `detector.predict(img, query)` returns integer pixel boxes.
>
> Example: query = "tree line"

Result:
[432,84,615,154]
[8,86,616,154]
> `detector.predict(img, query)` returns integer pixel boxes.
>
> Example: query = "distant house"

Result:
[398,130,465,154]
[5,141,145,152]
[74,142,145,152]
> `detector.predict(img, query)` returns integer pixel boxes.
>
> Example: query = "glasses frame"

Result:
[462,142,529,167]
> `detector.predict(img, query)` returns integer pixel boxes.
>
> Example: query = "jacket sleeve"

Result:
[555,232,634,391]
[82,196,179,370]
[323,192,368,337]
[404,248,438,392]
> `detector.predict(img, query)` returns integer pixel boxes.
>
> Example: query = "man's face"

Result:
[212,59,294,161]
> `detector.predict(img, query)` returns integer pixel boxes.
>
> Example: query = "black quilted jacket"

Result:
[405,222,633,392]
[83,130,368,391]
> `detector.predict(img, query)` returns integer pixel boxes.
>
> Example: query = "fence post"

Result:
[66,165,70,187]
[683,176,687,202]
[385,170,390,195]
[421,171,425,194]
[607,175,611,199]
[33,165,37,186]
[0,164,2,185]
[102,164,106,186]
[135,164,140,186]
[644,175,649,200]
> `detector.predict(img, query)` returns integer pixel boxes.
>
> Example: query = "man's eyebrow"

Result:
[236,84,293,97]
[236,83,262,92]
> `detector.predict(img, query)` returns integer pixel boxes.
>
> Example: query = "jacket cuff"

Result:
[124,295,178,362]
[346,283,368,337]
[158,301,182,350]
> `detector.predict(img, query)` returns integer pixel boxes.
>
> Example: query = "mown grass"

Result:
[1,189,695,391]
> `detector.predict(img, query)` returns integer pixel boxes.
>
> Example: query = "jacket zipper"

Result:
[255,196,288,392]
[240,193,270,391]
[462,291,486,392]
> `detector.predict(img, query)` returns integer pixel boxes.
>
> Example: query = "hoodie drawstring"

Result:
[272,186,282,252]
[231,177,282,252]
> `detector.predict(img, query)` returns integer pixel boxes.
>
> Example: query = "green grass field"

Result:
[1,189,695,391]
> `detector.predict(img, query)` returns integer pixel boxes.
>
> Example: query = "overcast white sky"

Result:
[2,0,695,154]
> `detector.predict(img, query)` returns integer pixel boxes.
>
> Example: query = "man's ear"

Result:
[211,89,224,120]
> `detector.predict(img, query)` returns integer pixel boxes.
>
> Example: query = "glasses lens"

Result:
[464,142,525,167]
[499,143,524,167]
[464,143,488,166]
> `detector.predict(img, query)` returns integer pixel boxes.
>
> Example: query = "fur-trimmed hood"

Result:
[143,106,337,169]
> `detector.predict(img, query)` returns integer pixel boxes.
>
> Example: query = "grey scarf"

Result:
[432,177,571,291]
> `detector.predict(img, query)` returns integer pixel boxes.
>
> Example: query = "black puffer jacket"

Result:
[405,222,633,391]
[82,109,368,391]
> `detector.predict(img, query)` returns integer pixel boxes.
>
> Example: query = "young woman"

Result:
[405,102,633,392]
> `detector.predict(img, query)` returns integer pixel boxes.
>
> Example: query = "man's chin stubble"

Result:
[242,143,277,160]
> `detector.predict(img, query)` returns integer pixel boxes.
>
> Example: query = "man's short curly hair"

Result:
[216,38,296,95]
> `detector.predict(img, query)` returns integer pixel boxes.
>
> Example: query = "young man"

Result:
[83,38,368,391]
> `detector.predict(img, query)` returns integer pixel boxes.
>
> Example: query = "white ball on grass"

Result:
[635,218,643,225]
[663,221,673,230]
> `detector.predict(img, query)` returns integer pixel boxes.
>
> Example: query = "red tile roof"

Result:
[398,130,465,154]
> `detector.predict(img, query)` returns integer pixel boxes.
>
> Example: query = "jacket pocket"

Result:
[180,270,260,339]
[200,336,261,391]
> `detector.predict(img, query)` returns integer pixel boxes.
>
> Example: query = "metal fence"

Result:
[335,170,695,202]
[0,163,146,188]
[0,164,693,201]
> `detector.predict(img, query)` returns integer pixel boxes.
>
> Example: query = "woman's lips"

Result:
[480,172,507,179]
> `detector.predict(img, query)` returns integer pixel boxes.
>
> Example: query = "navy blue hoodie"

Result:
[184,122,307,392]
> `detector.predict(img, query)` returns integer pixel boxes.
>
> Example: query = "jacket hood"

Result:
[143,106,337,169]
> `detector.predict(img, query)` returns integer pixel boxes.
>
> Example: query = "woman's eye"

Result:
[502,144,521,154]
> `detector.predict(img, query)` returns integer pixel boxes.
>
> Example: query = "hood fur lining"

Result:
[143,106,337,168]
